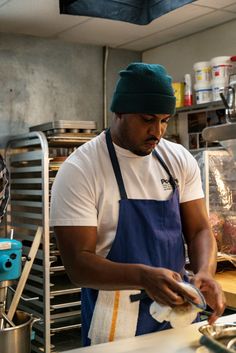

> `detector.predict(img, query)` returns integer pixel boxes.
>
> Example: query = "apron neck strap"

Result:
[152,149,176,191]
[105,128,128,199]
[105,129,176,197]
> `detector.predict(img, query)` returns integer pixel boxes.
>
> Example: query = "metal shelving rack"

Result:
[176,102,225,150]
[5,122,97,353]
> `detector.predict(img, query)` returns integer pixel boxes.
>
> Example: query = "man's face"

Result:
[113,113,171,156]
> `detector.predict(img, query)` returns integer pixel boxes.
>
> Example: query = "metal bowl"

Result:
[199,323,236,353]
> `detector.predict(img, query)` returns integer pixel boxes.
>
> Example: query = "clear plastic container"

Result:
[194,82,212,104]
[193,61,211,82]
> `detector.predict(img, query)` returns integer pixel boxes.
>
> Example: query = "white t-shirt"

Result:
[50,131,204,257]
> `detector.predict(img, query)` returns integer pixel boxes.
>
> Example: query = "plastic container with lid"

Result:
[211,79,228,101]
[194,82,212,104]
[210,56,233,81]
[193,61,211,82]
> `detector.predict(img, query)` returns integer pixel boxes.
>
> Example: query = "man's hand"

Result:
[141,267,200,307]
[191,272,226,324]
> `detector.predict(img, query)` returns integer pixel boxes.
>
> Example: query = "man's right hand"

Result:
[140,266,199,307]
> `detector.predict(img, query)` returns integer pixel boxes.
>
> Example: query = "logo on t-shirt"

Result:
[161,178,179,191]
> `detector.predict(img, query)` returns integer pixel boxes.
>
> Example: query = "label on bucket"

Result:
[193,61,211,82]
[195,88,212,104]
[212,86,223,101]
[211,80,227,101]
[212,64,232,79]
[195,68,211,82]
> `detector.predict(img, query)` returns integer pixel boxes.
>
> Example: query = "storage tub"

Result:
[210,56,233,81]
[211,79,228,101]
[194,82,212,104]
[193,61,211,82]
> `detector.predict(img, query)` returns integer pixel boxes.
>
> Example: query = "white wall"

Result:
[143,19,236,82]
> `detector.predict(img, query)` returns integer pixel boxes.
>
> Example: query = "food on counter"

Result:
[209,212,225,251]
[222,215,236,255]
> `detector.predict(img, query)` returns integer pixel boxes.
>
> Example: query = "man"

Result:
[50,63,225,346]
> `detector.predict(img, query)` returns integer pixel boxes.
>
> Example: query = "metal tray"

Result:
[199,322,236,352]
[29,120,97,132]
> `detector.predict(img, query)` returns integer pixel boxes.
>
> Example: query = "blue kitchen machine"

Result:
[0,238,22,324]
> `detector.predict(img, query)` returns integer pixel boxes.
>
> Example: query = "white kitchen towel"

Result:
[150,301,199,328]
[149,301,172,322]
[88,289,140,345]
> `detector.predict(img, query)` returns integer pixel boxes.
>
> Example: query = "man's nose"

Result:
[149,122,162,137]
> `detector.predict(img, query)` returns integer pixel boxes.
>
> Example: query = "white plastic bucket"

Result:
[193,61,211,82]
[211,79,228,101]
[210,56,233,81]
[194,82,212,104]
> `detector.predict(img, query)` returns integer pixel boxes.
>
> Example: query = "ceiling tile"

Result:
[0,0,89,36]
[132,4,215,33]
[58,18,144,47]
[119,10,236,51]
[58,3,214,48]
[194,0,236,9]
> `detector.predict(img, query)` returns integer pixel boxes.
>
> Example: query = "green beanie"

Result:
[110,62,176,115]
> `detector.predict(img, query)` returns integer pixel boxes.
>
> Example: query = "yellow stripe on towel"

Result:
[108,290,120,341]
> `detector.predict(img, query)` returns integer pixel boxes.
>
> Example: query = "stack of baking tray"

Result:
[5,121,98,353]
[30,120,98,147]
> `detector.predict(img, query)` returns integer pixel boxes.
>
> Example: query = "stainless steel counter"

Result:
[63,314,236,353]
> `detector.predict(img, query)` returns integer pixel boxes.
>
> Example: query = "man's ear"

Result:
[115,113,122,119]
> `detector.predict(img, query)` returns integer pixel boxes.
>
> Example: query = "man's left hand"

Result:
[191,272,226,324]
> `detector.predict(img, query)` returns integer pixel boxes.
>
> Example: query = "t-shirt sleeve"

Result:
[179,151,204,203]
[50,161,97,226]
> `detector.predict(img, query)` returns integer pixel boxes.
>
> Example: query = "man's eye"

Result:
[162,118,170,124]
[143,117,153,122]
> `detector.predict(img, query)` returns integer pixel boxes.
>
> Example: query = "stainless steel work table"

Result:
[63,313,236,353]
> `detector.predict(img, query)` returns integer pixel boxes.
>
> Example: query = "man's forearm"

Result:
[61,249,200,307]
[187,229,217,276]
[64,250,146,290]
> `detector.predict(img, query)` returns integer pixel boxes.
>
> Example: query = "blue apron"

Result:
[81,129,186,346]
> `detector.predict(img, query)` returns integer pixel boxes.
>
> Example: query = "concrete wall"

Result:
[143,19,236,82]
[0,33,141,146]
